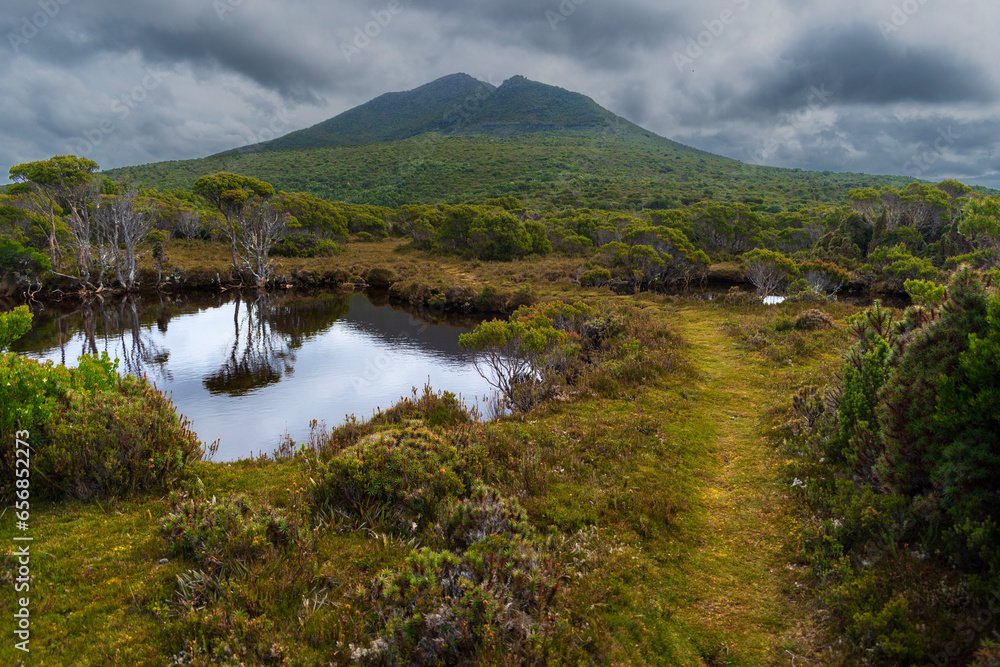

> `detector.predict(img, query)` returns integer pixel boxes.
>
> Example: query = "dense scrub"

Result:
[6,150,1000,303]
[783,268,1000,664]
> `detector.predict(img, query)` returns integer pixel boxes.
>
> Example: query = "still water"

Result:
[12,291,496,461]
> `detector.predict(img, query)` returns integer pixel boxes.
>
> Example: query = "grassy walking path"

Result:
[656,304,827,664]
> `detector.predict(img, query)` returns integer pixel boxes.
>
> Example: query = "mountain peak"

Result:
[217,73,646,156]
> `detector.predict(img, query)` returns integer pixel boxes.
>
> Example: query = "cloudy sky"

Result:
[2,0,998,187]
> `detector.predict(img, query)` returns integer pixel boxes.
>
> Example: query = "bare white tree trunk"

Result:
[238,197,289,288]
[95,185,153,290]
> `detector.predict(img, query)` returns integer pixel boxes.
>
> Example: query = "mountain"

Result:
[220,74,657,155]
[449,75,631,136]
[108,74,926,210]
[219,73,496,155]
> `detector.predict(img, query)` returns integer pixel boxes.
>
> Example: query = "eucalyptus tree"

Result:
[8,155,99,270]
[192,172,280,283]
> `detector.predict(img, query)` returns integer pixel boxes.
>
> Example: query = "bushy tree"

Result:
[799,260,850,297]
[690,202,766,255]
[960,196,1000,268]
[277,191,349,240]
[459,304,586,412]
[192,172,275,278]
[8,155,99,267]
[523,219,552,255]
[742,248,799,297]
[469,210,532,261]
[862,243,937,292]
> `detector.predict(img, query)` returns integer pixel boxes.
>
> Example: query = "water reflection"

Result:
[11,291,492,460]
[203,294,351,396]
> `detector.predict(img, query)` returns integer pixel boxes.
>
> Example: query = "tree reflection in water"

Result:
[203,293,291,396]
[37,295,172,383]
[10,291,350,395]
[203,292,350,396]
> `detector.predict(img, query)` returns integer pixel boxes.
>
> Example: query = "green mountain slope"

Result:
[219,73,497,155]
[448,74,625,135]
[109,130,920,211]
[221,73,654,155]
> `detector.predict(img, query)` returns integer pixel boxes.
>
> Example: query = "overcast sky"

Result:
[2,0,998,187]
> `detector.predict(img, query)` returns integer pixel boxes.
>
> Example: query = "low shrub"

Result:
[161,488,304,573]
[1,308,202,502]
[306,420,468,531]
[363,540,563,665]
[579,268,611,287]
[794,309,835,331]
[365,267,399,288]
[270,234,340,258]
[433,484,532,553]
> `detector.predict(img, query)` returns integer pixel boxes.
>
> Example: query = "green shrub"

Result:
[306,421,467,530]
[579,268,611,287]
[862,243,937,292]
[1,308,202,501]
[469,211,532,261]
[1,355,202,501]
[0,238,51,276]
[505,284,535,311]
[270,233,339,258]
[524,219,552,255]
[847,598,925,663]
[878,269,1000,576]
[903,278,947,306]
[365,267,398,288]
[161,490,303,573]
[476,284,504,311]
[0,305,32,351]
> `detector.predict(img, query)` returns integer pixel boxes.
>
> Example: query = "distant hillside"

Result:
[109,130,922,211]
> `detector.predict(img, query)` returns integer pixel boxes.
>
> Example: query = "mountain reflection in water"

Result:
[12,291,494,461]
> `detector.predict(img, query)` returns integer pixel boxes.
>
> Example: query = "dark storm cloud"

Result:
[737,24,996,115]
[3,1,338,103]
[1,0,998,189]
[416,0,681,69]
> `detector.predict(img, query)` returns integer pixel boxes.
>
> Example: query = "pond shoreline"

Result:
[2,261,901,312]
[12,289,498,461]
